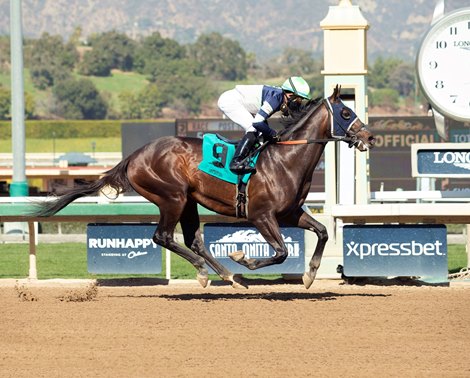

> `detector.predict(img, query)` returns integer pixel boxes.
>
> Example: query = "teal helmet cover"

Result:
[281,76,312,100]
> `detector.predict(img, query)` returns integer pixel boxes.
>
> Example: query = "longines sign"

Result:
[412,143,470,177]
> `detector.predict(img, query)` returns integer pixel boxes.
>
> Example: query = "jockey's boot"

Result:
[230,132,257,175]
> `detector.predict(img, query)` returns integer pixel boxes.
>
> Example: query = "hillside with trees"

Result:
[1,0,469,61]
[0,29,425,120]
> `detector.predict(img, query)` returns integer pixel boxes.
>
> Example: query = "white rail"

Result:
[1,189,469,204]
[1,191,468,280]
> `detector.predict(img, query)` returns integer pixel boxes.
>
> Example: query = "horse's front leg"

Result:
[282,207,328,289]
[229,213,289,270]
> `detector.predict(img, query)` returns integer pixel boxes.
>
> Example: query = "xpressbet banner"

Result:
[204,223,305,274]
[87,223,162,274]
[343,224,447,280]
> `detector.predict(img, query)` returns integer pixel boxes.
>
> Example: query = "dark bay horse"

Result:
[34,86,375,289]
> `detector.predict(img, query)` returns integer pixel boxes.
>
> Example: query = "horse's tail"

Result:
[32,156,133,217]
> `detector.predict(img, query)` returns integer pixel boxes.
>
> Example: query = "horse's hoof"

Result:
[197,273,209,288]
[231,274,248,289]
[229,251,245,262]
[302,272,314,289]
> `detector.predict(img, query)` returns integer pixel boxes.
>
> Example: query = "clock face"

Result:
[416,8,470,122]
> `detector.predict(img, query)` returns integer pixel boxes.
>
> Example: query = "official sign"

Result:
[204,223,305,274]
[87,223,162,274]
[343,224,447,280]
[412,143,470,178]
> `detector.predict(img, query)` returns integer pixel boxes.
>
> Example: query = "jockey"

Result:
[218,76,312,174]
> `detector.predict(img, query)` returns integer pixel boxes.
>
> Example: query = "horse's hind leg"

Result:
[180,199,247,289]
[140,195,210,287]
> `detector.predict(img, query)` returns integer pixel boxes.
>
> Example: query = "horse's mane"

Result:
[279,97,322,138]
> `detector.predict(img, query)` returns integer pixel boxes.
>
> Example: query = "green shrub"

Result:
[0,119,121,139]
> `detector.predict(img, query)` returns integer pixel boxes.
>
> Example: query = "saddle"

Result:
[198,133,261,218]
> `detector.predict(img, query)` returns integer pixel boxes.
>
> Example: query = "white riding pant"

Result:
[217,89,257,133]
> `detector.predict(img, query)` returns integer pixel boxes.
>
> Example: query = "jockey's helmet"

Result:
[281,76,312,100]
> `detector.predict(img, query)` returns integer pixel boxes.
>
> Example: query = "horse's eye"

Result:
[341,108,351,120]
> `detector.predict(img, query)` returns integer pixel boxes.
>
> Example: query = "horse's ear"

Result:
[333,84,341,100]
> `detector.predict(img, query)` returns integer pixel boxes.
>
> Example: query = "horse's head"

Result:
[326,85,375,151]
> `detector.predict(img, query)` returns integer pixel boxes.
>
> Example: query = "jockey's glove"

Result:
[253,121,274,136]
[267,133,281,143]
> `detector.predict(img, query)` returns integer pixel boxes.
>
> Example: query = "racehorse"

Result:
[33,85,375,289]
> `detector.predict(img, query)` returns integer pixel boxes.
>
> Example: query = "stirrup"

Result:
[230,161,256,175]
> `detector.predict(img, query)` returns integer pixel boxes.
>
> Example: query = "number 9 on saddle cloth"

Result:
[198,133,260,185]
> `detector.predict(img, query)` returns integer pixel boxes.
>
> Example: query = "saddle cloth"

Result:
[198,133,258,184]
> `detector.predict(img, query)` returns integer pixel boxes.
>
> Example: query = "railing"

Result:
[1,191,469,280]
[0,196,234,280]
[369,190,470,203]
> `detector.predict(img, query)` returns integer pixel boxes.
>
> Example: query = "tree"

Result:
[189,32,247,81]
[158,74,212,115]
[280,48,319,76]
[120,71,212,118]
[0,86,35,120]
[137,56,211,115]
[0,36,10,72]
[68,26,83,46]
[389,62,415,97]
[145,58,200,83]
[0,86,10,119]
[369,88,400,110]
[79,31,137,76]
[119,92,143,119]
[369,56,403,89]
[26,33,78,89]
[79,52,112,76]
[138,84,164,118]
[133,32,186,75]
[119,85,164,119]
[53,78,108,119]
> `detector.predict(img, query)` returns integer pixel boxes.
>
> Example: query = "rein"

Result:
[277,138,339,145]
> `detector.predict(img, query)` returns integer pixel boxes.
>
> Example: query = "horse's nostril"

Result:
[369,136,376,144]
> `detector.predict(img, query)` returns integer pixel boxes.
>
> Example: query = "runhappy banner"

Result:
[87,223,162,274]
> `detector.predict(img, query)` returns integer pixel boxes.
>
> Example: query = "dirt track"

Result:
[0,279,469,377]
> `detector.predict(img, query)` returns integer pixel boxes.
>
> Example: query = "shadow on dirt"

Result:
[154,291,390,302]
[96,275,448,288]
[338,276,449,287]
[96,277,301,287]
[97,277,170,287]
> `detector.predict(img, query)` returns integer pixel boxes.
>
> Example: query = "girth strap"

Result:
[236,180,247,218]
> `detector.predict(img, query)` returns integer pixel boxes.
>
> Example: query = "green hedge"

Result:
[0,120,121,139]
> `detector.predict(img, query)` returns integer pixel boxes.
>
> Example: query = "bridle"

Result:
[276,99,365,147]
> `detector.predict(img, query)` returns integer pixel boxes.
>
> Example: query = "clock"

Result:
[416,7,470,123]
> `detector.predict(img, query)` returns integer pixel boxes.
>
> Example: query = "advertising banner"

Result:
[204,223,305,274]
[87,223,162,274]
[412,143,470,177]
[343,224,447,280]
